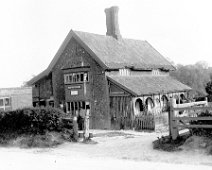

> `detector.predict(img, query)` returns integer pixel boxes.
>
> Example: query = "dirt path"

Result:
[0,130,212,170]
[49,130,212,165]
[0,148,211,170]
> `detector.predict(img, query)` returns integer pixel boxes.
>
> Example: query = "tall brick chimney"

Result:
[105,6,121,40]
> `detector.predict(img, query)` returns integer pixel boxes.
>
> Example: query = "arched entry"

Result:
[135,98,144,116]
[174,95,180,104]
[145,97,154,112]
[161,95,169,112]
[180,94,186,103]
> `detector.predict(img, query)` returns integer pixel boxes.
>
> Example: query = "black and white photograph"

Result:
[0,0,212,169]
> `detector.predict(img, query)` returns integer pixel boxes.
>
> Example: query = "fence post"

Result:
[205,97,208,106]
[169,98,179,140]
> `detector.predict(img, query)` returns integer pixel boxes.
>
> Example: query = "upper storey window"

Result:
[119,68,130,76]
[64,72,89,84]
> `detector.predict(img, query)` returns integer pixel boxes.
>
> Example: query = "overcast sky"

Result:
[0,0,212,88]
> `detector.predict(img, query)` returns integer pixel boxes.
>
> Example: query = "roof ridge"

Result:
[74,30,147,42]
[73,30,108,38]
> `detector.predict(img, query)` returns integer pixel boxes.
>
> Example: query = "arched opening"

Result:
[145,97,154,112]
[180,94,186,103]
[135,98,144,116]
[161,95,169,112]
[174,95,180,104]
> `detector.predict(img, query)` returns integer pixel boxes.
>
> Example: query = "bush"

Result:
[17,133,64,148]
[153,135,189,152]
[0,107,80,147]
[0,107,67,135]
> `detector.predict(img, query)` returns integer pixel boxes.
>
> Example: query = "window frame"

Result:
[0,98,3,107]
[4,98,10,106]
[64,72,89,84]
[0,97,11,110]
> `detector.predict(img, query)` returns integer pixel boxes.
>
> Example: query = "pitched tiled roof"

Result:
[74,31,175,70]
[28,30,175,85]
[107,75,191,96]
[27,69,48,85]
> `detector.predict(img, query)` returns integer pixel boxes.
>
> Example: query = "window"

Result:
[0,97,11,108]
[80,74,84,81]
[152,69,160,75]
[84,73,88,81]
[5,98,10,106]
[66,101,87,115]
[0,99,3,107]
[73,73,77,82]
[64,72,89,84]
[69,75,72,82]
[119,69,130,76]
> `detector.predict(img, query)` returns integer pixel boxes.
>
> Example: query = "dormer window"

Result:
[152,69,160,75]
[64,72,89,84]
[119,68,130,76]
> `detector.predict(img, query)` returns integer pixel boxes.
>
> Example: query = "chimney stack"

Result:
[105,6,121,40]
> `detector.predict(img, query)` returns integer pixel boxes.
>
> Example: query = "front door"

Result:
[66,101,90,130]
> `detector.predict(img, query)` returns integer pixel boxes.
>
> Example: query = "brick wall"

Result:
[52,38,110,129]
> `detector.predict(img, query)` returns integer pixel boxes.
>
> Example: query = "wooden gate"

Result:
[110,96,133,129]
[135,115,155,131]
[169,98,212,140]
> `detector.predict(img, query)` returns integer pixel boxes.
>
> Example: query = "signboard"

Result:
[70,90,78,96]
[68,85,81,89]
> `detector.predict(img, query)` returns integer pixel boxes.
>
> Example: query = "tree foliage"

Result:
[170,61,212,98]
[205,80,212,95]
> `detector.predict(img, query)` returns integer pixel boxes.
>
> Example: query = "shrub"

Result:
[0,107,80,147]
[0,107,68,135]
[18,133,64,148]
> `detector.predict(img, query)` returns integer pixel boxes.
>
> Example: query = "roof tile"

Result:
[108,75,191,96]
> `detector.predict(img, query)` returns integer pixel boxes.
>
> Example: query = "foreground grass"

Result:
[0,131,74,148]
[153,134,191,152]
[153,133,212,155]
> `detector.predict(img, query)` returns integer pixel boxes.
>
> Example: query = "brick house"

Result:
[0,87,32,111]
[28,6,191,130]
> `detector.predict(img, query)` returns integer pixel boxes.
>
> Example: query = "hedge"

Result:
[0,107,67,134]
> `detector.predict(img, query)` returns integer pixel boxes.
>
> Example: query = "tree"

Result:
[205,81,212,95]
[205,74,212,102]
[170,61,212,98]
[195,61,209,69]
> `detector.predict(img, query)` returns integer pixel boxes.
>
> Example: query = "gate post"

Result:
[84,108,90,140]
[73,116,79,142]
[169,98,179,140]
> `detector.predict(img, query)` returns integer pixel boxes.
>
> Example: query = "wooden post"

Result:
[169,98,179,140]
[73,116,78,142]
[65,102,68,113]
[205,97,208,106]
[84,108,90,140]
